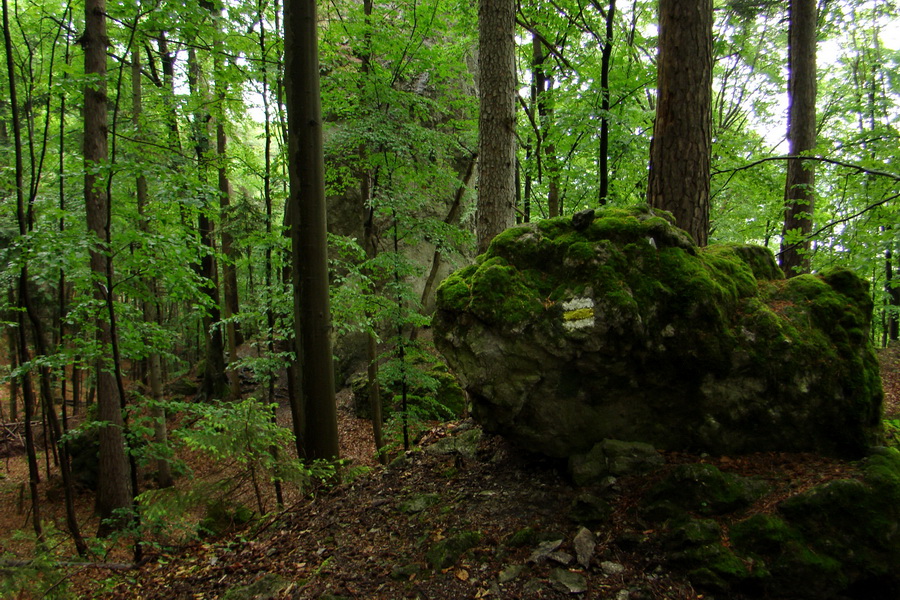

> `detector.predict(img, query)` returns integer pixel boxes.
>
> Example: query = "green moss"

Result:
[435,269,474,312]
[730,513,850,597]
[699,245,760,300]
[683,544,750,590]
[468,257,544,326]
[504,527,539,548]
[426,531,482,570]
[645,463,768,516]
[731,514,801,556]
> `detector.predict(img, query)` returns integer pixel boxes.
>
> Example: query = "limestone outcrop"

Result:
[433,205,882,458]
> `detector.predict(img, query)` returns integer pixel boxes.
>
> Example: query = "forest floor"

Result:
[1,348,900,600]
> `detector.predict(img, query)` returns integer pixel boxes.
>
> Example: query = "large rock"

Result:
[433,205,882,459]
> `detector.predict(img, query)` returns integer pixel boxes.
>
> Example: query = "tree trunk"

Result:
[284,0,340,461]
[212,5,244,360]
[188,47,229,401]
[83,0,133,532]
[532,35,561,218]
[646,0,712,247]
[597,0,615,205]
[132,48,173,489]
[477,0,517,253]
[779,0,817,276]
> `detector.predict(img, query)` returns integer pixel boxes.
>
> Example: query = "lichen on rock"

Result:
[434,204,883,459]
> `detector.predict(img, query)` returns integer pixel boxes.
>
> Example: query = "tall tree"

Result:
[779,0,818,276]
[597,0,615,204]
[3,0,43,544]
[646,0,713,246]
[82,0,133,531]
[284,0,340,461]
[132,45,173,489]
[188,46,229,401]
[477,0,517,253]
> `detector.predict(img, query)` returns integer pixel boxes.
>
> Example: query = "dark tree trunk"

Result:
[285,0,340,461]
[597,0,615,205]
[532,36,561,218]
[646,0,713,247]
[188,47,229,401]
[83,0,133,533]
[779,0,818,276]
[477,0,517,253]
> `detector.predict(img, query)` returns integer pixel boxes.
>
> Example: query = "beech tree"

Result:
[83,0,133,532]
[646,0,713,246]
[284,0,340,460]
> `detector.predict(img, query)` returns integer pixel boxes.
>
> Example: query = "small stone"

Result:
[573,527,595,568]
[498,564,527,584]
[571,208,596,231]
[529,539,564,563]
[548,550,574,565]
[550,568,588,594]
[600,561,625,576]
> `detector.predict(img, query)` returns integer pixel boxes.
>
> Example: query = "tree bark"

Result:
[597,0,615,205]
[477,0,517,253]
[188,47,229,401]
[646,0,712,247]
[284,0,340,461]
[779,0,818,276]
[83,0,133,533]
[132,48,173,489]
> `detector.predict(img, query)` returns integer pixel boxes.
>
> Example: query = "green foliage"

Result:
[0,549,70,600]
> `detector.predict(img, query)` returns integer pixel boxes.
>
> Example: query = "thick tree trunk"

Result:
[83,0,133,533]
[779,0,818,276]
[646,0,712,247]
[285,0,340,461]
[477,0,517,253]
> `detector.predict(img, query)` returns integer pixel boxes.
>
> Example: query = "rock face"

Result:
[433,205,882,459]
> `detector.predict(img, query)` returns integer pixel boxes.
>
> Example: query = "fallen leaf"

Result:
[456,569,469,581]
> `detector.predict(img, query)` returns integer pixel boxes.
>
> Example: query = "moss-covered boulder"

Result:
[433,205,882,459]
[726,448,900,598]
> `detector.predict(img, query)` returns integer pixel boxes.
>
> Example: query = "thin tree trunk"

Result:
[779,0,817,276]
[597,0,615,205]
[6,323,18,421]
[188,47,229,401]
[212,5,244,367]
[4,0,43,543]
[532,36,560,217]
[132,47,173,489]
[257,0,284,507]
